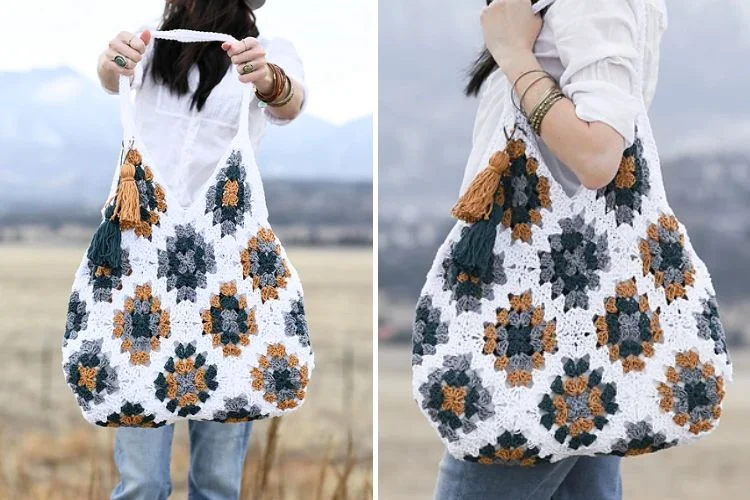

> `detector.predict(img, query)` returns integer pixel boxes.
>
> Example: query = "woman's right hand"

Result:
[100,30,151,77]
[97,31,151,93]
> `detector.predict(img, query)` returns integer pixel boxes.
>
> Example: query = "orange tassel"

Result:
[111,162,141,225]
[126,149,142,166]
[451,151,510,223]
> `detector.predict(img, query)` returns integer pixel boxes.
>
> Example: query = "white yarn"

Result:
[62,30,313,427]
[412,0,731,463]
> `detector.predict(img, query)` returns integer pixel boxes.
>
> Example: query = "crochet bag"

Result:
[412,0,731,464]
[62,30,314,427]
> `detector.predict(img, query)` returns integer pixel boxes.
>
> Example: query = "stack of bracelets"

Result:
[512,69,565,135]
[255,63,294,108]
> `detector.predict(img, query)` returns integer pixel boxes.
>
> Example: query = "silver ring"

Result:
[114,55,128,68]
[242,39,250,51]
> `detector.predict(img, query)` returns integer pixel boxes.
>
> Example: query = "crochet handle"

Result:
[532,0,556,14]
[119,29,255,140]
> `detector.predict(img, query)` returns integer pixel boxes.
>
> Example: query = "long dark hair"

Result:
[150,0,259,111]
[465,0,548,96]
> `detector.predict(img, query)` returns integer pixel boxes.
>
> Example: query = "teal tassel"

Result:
[452,205,503,274]
[87,205,122,270]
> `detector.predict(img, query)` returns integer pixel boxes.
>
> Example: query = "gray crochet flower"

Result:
[538,213,609,311]
[87,250,132,303]
[412,294,449,365]
[205,150,252,236]
[158,224,216,303]
[694,296,729,361]
[64,339,119,410]
[441,229,507,314]
[284,294,311,348]
[610,421,676,456]
[213,396,267,423]
[64,291,88,346]
[419,354,494,442]
[596,135,650,226]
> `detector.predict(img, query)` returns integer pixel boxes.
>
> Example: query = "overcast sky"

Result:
[0,0,375,125]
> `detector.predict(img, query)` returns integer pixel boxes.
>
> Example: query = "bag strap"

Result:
[532,0,556,14]
[118,29,255,141]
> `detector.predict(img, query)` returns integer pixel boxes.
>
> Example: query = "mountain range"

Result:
[0,67,372,212]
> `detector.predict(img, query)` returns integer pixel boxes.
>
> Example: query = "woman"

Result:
[434,0,667,498]
[97,1,306,498]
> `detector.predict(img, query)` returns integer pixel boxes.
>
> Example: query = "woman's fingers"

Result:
[220,36,269,83]
[222,37,260,57]
[138,30,152,49]
[109,38,143,64]
[102,59,134,77]
[238,61,270,84]
[127,34,147,55]
[104,49,135,75]
[230,47,265,65]
[236,57,268,76]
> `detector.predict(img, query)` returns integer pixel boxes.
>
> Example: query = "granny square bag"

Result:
[412,0,731,464]
[62,30,314,427]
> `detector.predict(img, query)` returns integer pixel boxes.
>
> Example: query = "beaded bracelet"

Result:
[529,89,564,134]
[529,85,558,119]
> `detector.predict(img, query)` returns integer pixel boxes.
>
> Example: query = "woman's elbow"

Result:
[577,148,623,191]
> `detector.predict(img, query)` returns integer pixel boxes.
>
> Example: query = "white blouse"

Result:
[130,35,307,208]
[461,0,668,196]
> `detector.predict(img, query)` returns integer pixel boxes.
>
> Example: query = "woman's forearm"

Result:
[263,77,305,121]
[501,51,624,190]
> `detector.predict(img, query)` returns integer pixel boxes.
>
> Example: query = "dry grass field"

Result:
[379,345,750,500]
[0,244,373,499]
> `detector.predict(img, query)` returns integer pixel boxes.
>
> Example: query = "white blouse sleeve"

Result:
[263,37,308,125]
[546,0,642,147]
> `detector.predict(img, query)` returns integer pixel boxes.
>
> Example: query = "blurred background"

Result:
[0,1,373,498]
[379,1,750,498]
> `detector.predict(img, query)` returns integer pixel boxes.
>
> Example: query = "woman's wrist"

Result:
[255,68,275,95]
[499,50,542,90]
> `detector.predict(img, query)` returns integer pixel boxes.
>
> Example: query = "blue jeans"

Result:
[111,421,253,500]
[434,451,622,500]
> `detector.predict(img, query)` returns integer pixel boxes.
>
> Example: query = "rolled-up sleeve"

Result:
[263,37,308,125]
[546,0,641,147]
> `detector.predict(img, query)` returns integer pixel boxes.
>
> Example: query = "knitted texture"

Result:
[412,1,730,464]
[63,145,313,427]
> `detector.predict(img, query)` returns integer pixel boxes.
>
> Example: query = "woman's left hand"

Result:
[221,37,274,93]
[480,0,543,69]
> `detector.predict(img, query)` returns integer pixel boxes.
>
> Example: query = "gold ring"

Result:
[242,63,254,75]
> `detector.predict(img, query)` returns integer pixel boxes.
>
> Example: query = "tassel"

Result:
[87,205,122,270]
[111,162,141,225]
[452,206,504,274]
[451,151,509,223]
